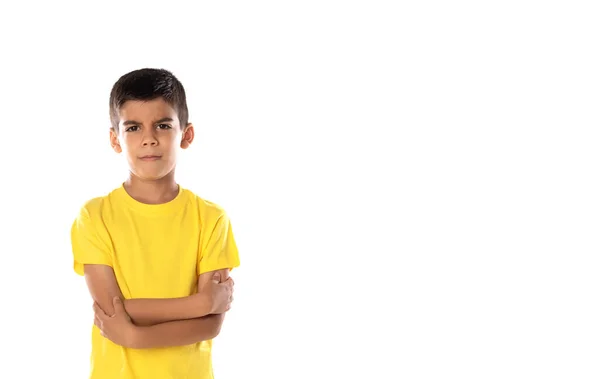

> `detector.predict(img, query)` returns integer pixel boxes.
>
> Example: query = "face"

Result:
[110,98,194,180]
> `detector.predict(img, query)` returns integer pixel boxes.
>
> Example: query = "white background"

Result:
[0,1,598,378]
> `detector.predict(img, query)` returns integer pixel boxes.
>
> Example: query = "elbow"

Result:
[210,323,223,340]
[205,314,225,341]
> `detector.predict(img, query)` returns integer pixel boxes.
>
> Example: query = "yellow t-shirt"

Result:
[70,184,240,379]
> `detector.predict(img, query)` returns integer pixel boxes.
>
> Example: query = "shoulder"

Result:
[80,197,105,213]
[181,188,229,220]
[181,187,226,213]
[71,195,108,236]
[74,187,119,220]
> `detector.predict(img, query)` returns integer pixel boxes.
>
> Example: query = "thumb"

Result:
[212,272,221,283]
[113,297,124,312]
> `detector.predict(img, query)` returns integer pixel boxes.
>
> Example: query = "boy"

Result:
[70,68,240,379]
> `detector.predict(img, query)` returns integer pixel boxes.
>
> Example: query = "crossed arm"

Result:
[85,264,231,349]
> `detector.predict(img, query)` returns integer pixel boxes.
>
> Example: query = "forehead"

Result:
[118,98,178,123]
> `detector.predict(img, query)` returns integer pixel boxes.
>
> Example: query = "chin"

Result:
[130,169,171,181]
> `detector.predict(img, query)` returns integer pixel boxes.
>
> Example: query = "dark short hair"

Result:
[109,68,189,131]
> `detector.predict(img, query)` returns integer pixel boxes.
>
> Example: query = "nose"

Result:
[141,131,158,147]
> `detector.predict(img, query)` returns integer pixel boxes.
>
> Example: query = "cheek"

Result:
[162,134,181,150]
[120,135,138,151]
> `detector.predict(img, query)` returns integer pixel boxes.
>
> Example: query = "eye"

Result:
[157,124,172,130]
[125,125,140,132]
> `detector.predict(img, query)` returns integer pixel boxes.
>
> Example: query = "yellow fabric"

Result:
[70,184,240,379]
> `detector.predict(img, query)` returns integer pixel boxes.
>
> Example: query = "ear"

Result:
[110,128,122,153]
[180,123,195,149]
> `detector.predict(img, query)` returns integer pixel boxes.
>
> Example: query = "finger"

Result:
[92,301,102,315]
[113,296,125,314]
[94,316,103,330]
[93,301,103,313]
[212,272,221,283]
[93,302,107,319]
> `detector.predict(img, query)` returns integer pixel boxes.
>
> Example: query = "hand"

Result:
[199,272,234,314]
[94,297,137,348]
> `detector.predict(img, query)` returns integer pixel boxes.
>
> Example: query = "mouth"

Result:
[139,155,162,161]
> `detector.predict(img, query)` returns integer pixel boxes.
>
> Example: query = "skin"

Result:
[110,97,193,204]
[87,97,235,348]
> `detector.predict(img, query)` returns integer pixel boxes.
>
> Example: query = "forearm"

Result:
[131,314,225,349]
[123,294,210,326]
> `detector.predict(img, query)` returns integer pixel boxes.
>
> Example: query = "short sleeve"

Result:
[197,211,241,276]
[70,205,113,276]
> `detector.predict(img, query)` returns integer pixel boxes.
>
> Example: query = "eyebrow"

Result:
[122,117,175,126]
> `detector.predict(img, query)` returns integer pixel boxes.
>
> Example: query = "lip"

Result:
[139,155,162,161]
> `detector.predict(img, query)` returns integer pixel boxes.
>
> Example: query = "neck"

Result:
[123,170,179,205]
